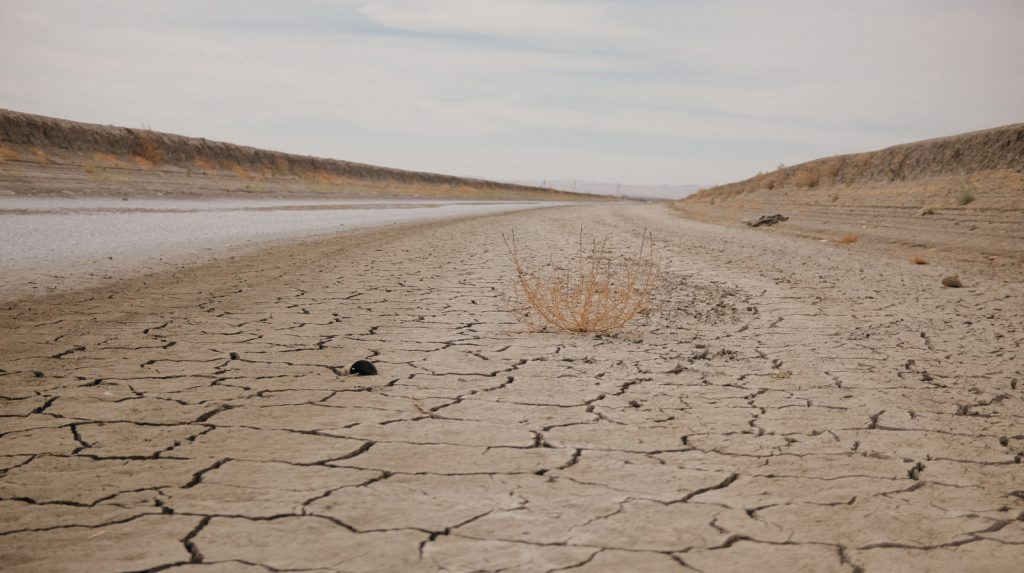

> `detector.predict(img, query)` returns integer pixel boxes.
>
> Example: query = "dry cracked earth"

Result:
[1,203,1022,572]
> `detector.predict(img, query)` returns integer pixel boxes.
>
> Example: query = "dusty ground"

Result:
[675,173,1024,283]
[1,203,1022,572]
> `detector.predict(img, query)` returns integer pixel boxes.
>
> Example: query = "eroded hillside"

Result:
[676,125,1024,278]
[0,108,592,201]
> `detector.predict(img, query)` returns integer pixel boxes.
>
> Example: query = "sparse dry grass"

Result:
[789,170,819,188]
[837,233,859,244]
[957,190,976,205]
[134,131,164,165]
[504,229,659,333]
[93,152,125,168]
[228,163,252,179]
[272,156,291,176]
[300,169,340,185]
[30,147,52,163]
[0,146,19,161]
[193,158,217,172]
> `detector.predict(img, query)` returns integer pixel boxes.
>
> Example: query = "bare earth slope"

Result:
[1,203,1021,572]
[0,108,590,201]
[676,124,1024,279]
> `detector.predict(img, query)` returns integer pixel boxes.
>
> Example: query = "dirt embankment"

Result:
[676,124,1024,276]
[0,108,595,201]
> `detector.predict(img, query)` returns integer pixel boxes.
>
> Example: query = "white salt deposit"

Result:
[0,196,566,299]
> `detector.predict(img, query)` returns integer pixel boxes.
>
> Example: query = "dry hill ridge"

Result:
[690,123,1024,198]
[676,124,1024,279]
[0,108,592,200]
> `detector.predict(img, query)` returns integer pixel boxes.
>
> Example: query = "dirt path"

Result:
[1,203,1021,572]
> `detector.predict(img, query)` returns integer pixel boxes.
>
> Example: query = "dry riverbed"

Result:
[0,196,563,301]
[1,203,1022,572]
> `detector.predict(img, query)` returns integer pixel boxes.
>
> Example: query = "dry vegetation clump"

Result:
[30,147,52,163]
[272,156,292,176]
[93,152,125,167]
[227,162,253,179]
[837,233,860,244]
[957,189,976,205]
[0,145,19,160]
[193,157,217,172]
[504,229,659,333]
[788,169,819,188]
[134,131,164,165]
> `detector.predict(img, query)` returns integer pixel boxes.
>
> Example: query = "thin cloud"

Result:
[359,0,627,40]
[0,1,1021,187]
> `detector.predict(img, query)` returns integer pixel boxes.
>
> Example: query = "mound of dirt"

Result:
[0,108,595,200]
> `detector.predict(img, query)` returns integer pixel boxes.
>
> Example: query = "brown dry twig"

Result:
[503,228,659,333]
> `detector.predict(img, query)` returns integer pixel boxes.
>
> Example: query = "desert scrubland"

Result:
[1,118,1022,572]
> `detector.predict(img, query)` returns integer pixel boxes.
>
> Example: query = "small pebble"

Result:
[941,276,963,288]
[350,360,378,376]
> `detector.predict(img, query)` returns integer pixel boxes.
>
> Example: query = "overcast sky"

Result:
[1,1,1021,186]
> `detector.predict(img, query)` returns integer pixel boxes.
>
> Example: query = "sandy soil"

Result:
[1,203,1022,572]
[674,175,1024,284]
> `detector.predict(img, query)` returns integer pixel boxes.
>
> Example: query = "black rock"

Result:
[745,214,789,227]
[349,360,378,376]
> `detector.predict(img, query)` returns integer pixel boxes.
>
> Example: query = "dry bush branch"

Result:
[503,229,659,333]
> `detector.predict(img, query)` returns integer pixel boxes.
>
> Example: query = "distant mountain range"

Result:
[507,179,704,200]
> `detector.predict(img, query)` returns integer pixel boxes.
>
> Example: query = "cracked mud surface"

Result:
[1,203,1022,572]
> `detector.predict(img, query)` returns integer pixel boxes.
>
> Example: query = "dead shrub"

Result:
[788,170,819,188]
[503,229,659,333]
[0,146,19,160]
[837,233,859,244]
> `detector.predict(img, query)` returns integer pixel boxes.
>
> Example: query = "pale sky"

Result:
[1,0,1022,186]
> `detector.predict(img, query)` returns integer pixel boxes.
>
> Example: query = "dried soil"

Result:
[1,203,1022,571]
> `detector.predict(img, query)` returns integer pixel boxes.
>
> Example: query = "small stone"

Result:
[941,276,963,288]
[350,360,378,376]
[745,214,788,227]
[917,208,935,216]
